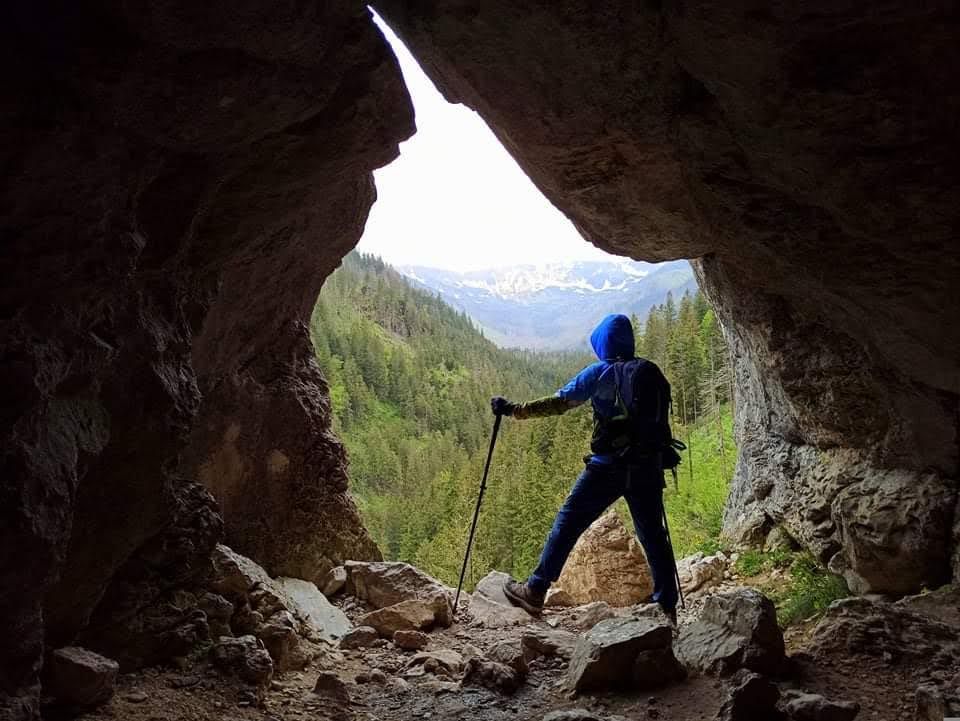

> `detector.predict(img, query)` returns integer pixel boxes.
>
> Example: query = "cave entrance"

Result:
[309,15,737,591]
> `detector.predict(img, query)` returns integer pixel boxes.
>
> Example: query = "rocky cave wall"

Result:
[373,0,960,594]
[1,2,411,715]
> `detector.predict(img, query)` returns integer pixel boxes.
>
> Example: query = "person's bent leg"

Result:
[624,470,679,613]
[527,465,622,594]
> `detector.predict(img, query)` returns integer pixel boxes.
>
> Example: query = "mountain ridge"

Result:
[397,259,696,350]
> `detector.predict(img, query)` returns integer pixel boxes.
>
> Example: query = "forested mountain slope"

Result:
[311,252,734,587]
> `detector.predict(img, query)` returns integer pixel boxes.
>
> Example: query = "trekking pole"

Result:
[661,500,686,610]
[453,413,502,617]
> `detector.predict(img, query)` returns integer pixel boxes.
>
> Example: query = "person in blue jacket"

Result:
[491,313,679,623]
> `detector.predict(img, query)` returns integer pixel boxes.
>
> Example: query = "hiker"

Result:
[491,313,680,623]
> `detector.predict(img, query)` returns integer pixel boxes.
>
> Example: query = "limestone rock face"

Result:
[2,0,412,712]
[552,512,653,607]
[676,588,785,675]
[374,0,960,595]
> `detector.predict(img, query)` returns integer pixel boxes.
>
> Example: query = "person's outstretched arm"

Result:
[491,362,605,419]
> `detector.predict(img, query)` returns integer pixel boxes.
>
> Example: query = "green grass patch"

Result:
[776,553,849,626]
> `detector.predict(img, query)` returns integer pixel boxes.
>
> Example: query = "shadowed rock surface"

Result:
[374,0,960,595]
[1,2,411,716]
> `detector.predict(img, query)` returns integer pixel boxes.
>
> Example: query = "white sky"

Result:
[356,15,618,272]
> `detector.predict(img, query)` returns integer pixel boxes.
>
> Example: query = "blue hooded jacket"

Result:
[556,314,636,464]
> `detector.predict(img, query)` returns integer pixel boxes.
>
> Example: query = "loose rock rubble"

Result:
[47,549,960,721]
[210,635,273,691]
[346,560,453,626]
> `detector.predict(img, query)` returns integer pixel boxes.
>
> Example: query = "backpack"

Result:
[590,358,686,471]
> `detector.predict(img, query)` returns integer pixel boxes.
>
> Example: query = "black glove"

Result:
[491,396,516,417]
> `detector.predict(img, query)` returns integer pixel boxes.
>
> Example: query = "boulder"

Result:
[676,588,785,675]
[404,649,464,678]
[275,577,350,642]
[210,636,273,688]
[718,670,780,721]
[322,566,348,598]
[313,671,351,704]
[781,691,860,721]
[486,640,528,675]
[393,630,429,651]
[360,600,437,637]
[46,647,119,708]
[807,598,960,667]
[469,571,536,627]
[565,616,679,692]
[462,657,523,694]
[346,561,452,626]
[552,512,653,607]
[340,626,379,650]
[676,552,728,597]
[521,627,578,662]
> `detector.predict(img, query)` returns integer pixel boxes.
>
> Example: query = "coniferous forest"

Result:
[310,252,735,589]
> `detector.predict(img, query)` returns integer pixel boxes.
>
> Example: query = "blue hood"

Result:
[589,314,635,361]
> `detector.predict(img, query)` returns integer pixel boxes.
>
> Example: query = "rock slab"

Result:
[275,577,350,642]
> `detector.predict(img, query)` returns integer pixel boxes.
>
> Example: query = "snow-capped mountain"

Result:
[399,259,696,350]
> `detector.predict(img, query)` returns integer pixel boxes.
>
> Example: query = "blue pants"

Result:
[527,460,679,611]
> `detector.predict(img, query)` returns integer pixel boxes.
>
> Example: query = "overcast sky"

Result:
[356,15,618,272]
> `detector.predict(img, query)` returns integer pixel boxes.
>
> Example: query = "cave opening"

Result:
[311,14,739,593]
[3,2,958,718]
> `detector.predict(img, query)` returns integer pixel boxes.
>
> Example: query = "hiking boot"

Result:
[502,578,545,617]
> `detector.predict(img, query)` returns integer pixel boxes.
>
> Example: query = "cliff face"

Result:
[1,2,411,715]
[373,1,959,594]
